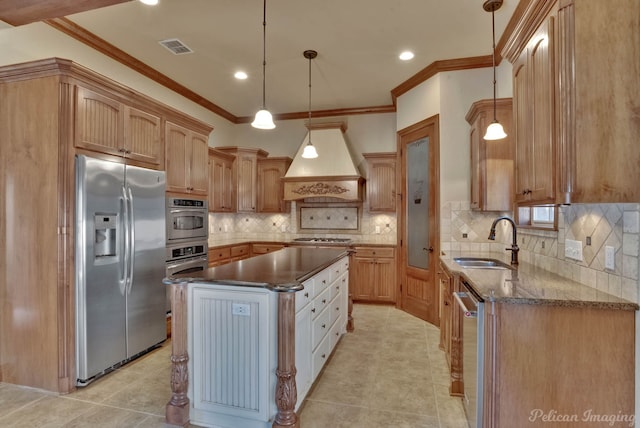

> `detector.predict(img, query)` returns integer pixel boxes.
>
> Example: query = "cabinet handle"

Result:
[304,292,309,298]
[322,353,326,359]
[118,148,126,153]
[311,308,316,313]
[322,280,326,284]
[322,299,326,304]
[335,332,339,336]
[322,324,326,328]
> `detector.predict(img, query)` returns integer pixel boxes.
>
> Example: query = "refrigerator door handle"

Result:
[120,185,130,295]
[126,186,135,294]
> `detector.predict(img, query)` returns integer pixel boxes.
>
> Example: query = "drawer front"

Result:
[330,317,342,350]
[208,247,231,262]
[312,305,332,349]
[332,272,348,300]
[313,269,331,295]
[231,244,250,258]
[329,293,341,325]
[353,247,394,258]
[312,287,331,320]
[328,260,343,283]
[296,279,313,312]
[312,332,332,380]
[252,244,284,254]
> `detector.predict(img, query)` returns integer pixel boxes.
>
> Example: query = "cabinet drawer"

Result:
[252,243,284,254]
[208,247,231,262]
[311,287,331,320]
[230,244,250,258]
[312,333,332,380]
[313,270,331,297]
[329,293,341,325]
[353,247,394,258]
[312,305,332,350]
[328,260,343,283]
[332,272,348,300]
[296,279,313,312]
[330,317,342,350]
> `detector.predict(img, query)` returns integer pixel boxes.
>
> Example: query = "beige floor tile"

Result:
[1,304,468,427]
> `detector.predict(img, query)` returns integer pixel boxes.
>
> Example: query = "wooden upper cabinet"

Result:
[75,86,123,156]
[511,9,556,205]
[503,0,640,204]
[363,152,397,212]
[465,98,514,211]
[208,148,235,212]
[165,121,209,196]
[124,107,162,167]
[256,157,292,213]
[75,86,163,169]
[215,147,268,213]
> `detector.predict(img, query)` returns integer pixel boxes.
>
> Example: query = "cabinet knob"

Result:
[335,307,339,311]
[322,324,326,329]
[322,280,326,284]
[322,354,326,359]
[304,292,309,298]
[322,299,326,304]
[311,308,316,313]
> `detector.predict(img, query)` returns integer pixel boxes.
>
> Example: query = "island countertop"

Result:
[440,251,638,310]
[164,247,349,292]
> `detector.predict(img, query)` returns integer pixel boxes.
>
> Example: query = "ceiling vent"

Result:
[159,38,194,55]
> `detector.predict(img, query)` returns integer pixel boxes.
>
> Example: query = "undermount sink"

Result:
[453,257,515,270]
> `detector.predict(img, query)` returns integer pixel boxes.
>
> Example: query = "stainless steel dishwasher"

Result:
[454,281,484,428]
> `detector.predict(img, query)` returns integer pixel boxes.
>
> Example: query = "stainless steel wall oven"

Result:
[166,197,208,242]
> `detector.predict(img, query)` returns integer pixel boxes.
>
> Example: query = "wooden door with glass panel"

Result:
[398,115,439,325]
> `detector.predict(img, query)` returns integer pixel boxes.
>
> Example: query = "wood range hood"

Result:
[282,122,364,201]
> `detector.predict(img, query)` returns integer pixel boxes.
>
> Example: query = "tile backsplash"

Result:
[209,200,396,244]
[441,201,640,304]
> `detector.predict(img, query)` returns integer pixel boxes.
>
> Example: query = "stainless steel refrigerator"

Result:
[75,154,167,385]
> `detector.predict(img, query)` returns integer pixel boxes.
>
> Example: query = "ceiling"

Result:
[1,0,518,123]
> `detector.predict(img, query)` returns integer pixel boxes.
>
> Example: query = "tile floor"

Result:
[0,304,467,427]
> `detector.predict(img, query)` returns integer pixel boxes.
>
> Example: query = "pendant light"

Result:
[251,0,276,129]
[483,0,507,140]
[301,50,319,159]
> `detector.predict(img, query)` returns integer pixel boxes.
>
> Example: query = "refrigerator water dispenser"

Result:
[94,214,117,257]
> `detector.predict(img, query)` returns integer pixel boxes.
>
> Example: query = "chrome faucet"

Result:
[488,216,519,265]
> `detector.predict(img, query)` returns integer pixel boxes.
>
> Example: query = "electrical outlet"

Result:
[281,224,287,232]
[565,239,583,261]
[375,225,381,234]
[232,303,250,317]
[605,246,615,270]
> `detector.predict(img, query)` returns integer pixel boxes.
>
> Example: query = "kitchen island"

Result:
[440,252,637,428]
[164,247,350,428]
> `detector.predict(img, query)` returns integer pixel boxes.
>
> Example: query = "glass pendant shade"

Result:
[302,142,318,159]
[251,109,275,129]
[484,120,507,140]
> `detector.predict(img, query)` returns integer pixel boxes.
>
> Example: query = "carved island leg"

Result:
[273,292,299,428]
[166,281,190,426]
[346,293,354,332]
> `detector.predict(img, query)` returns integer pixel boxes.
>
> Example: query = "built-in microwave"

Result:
[166,197,208,242]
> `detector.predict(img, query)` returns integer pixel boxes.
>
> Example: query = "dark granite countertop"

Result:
[164,247,349,292]
[440,251,638,310]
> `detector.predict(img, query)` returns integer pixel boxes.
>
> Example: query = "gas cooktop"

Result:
[292,237,352,244]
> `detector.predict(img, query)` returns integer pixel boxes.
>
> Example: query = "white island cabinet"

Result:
[166,247,350,428]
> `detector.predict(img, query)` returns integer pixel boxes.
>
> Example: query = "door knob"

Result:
[423,247,434,253]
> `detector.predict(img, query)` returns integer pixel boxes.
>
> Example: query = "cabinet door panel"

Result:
[351,257,374,300]
[125,107,162,167]
[513,52,530,203]
[189,133,209,195]
[236,154,257,212]
[529,17,555,202]
[75,86,123,155]
[165,123,189,193]
[374,258,396,302]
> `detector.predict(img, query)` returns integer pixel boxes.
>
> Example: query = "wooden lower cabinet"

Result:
[438,262,453,366]
[208,244,252,267]
[350,247,396,303]
[482,302,635,427]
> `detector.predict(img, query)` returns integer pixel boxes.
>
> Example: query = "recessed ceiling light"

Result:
[139,0,159,5]
[399,51,414,61]
[234,71,248,80]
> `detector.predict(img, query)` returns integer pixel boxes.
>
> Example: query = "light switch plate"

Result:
[605,246,615,270]
[565,239,583,261]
